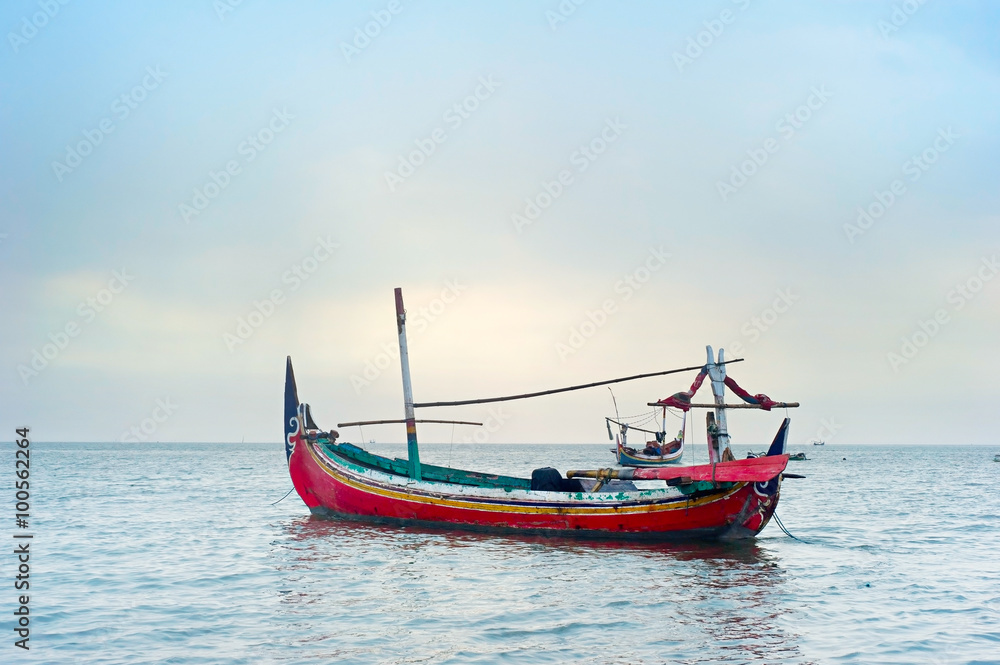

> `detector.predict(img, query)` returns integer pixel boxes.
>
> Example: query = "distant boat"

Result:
[614,436,684,466]
[281,289,801,541]
[789,452,807,461]
[811,440,825,446]
[994,454,1000,462]
[608,410,685,467]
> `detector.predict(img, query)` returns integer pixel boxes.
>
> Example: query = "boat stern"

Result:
[283,357,326,510]
[720,418,790,539]
[719,481,782,540]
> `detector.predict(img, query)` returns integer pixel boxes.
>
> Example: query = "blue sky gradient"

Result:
[2,1,998,445]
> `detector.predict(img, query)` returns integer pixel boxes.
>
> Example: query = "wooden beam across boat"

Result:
[567,454,789,484]
[648,402,799,409]
[606,417,658,435]
[336,419,483,428]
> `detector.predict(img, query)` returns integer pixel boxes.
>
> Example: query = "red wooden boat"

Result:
[282,289,799,540]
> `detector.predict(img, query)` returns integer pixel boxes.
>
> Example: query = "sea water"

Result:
[3,442,998,664]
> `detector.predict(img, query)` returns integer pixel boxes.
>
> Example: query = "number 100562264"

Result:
[15,427,30,525]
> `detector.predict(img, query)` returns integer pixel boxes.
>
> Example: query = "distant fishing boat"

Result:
[789,452,807,461]
[994,454,1000,462]
[282,288,801,540]
[614,435,684,466]
[608,408,685,467]
[811,440,825,446]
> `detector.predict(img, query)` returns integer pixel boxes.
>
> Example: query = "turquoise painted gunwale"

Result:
[322,441,532,490]
[316,442,733,502]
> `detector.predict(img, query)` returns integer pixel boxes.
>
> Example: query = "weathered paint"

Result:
[395,288,421,480]
[706,345,730,463]
[286,418,781,540]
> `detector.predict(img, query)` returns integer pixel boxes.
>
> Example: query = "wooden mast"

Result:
[394,288,421,480]
[705,345,731,463]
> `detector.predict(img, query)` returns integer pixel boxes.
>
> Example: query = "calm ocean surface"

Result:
[3,442,998,665]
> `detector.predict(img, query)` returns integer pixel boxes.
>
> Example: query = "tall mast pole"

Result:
[706,345,731,463]
[394,288,421,480]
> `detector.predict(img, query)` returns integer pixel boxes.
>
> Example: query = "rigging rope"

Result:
[447,422,456,468]
[663,407,684,420]
[615,409,658,421]
[630,411,658,428]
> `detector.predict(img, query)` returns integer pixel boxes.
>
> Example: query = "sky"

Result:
[2,0,998,447]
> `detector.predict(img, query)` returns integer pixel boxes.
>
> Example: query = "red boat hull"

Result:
[287,437,782,540]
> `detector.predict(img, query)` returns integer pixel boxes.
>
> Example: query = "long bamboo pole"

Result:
[337,419,483,428]
[605,417,659,435]
[412,359,744,409]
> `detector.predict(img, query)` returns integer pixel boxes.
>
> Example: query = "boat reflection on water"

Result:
[272,515,812,664]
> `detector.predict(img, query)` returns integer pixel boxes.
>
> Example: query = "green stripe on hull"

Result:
[322,442,532,490]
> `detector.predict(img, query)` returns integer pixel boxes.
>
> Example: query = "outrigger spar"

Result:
[281,287,801,540]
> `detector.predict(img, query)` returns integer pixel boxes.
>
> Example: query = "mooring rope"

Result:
[271,486,296,505]
[772,512,809,543]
